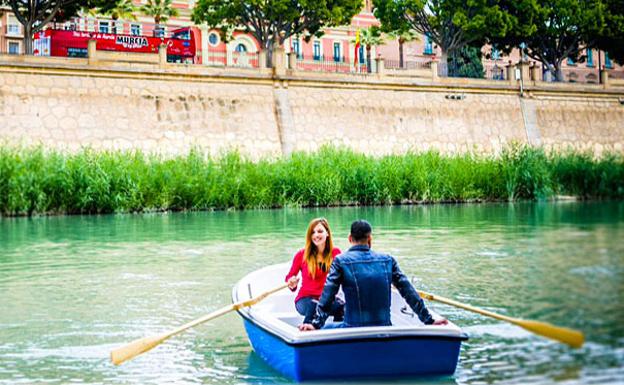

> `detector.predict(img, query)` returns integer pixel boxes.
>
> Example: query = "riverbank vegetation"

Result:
[0,145,622,216]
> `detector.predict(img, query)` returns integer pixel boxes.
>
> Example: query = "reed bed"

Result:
[0,145,622,216]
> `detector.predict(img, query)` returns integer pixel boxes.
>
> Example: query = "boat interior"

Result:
[233,263,467,344]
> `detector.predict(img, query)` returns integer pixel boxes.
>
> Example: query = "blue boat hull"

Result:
[243,318,465,382]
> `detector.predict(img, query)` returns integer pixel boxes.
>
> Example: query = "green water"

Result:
[0,202,622,384]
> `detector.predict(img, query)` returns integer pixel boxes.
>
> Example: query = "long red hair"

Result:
[304,218,334,279]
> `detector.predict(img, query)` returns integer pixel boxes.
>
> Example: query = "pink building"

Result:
[0,5,25,55]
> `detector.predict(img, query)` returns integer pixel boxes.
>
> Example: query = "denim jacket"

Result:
[311,244,434,329]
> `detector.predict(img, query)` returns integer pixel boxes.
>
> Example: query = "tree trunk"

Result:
[439,51,448,77]
[553,61,564,82]
[154,16,162,37]
[366,46,371,73]
[24,24,33,55]
[398,38,404,69]
[598,51,602,84]
[266,40,273,68]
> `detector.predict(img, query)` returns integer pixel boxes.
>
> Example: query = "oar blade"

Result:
[110,333,169,365]
[518,319,584,348]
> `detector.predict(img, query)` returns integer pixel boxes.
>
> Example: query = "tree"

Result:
[595,0,624,64]
[448,45,484,77]
[492,0,606,81]
[7,0,116,54]
[192,0,362,67]
[373,0,514,70]
[141,0,179,36]
[388,28,418,68]
[359,27,385,72]
[105,0,137,34]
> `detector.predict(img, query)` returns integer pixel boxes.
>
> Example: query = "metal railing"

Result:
[484,65,506,80]
[438,62,508,81]
[295,54,365,74]
[384,60,431,70]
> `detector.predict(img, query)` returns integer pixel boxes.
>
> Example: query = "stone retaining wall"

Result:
[1,55,623,158]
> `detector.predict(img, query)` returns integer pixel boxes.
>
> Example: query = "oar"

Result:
[417,290,584,348]
[110,282,289,365]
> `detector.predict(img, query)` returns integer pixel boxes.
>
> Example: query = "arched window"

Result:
[235,43,247,53]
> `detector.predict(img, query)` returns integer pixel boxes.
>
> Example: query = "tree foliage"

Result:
[492,0,606,81]
[448,45,485,78]
[192,0,362,66]
[140,0,178,26]
[595,0,624,64]
[359,27,384,72]
[373,0,514,66]
[388,28,419,68]
[106,0,137,21]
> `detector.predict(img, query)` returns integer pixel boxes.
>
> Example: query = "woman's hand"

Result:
[287,276,300,290]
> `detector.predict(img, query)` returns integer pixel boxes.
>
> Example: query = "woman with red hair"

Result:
[285,218,345,324]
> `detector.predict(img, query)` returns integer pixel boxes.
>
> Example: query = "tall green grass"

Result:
[0,145,622,216]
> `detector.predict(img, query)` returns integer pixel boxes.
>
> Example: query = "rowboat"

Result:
[232,262,469,381]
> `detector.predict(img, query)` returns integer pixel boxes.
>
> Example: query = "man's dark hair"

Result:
[350,220,372,242]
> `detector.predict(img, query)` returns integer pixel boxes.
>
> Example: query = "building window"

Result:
[8,24,20,36]
[359,45,365,64]
[605,52,612,68]
[333,42,341,62]
[8,24,20,35]
[8,42,20,55]
[208,32,219,46]
[154,26,166,37]
[292,39,301,58]
[313,41,321,60]
[7,16,20,36]
[235,43,247,52]
[491,47,500,60]
[131,24,141,36]
[99,21,109,33]
[567,57,575,65]
[424,34,433,55]
[586,49,593,67]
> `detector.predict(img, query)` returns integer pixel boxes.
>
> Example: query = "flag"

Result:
[354,29,361,66]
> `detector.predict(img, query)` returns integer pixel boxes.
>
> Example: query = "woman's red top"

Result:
[285,247,342,303]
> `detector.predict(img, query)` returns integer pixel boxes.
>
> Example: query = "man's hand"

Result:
[287,276,299,290]
[433,318,448,326]
[298,323,316,331]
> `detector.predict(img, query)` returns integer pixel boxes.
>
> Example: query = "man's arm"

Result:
[300,258,343,330]
[391,257,437,325]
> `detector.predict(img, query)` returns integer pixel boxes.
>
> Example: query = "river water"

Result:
[0,202,622,385]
